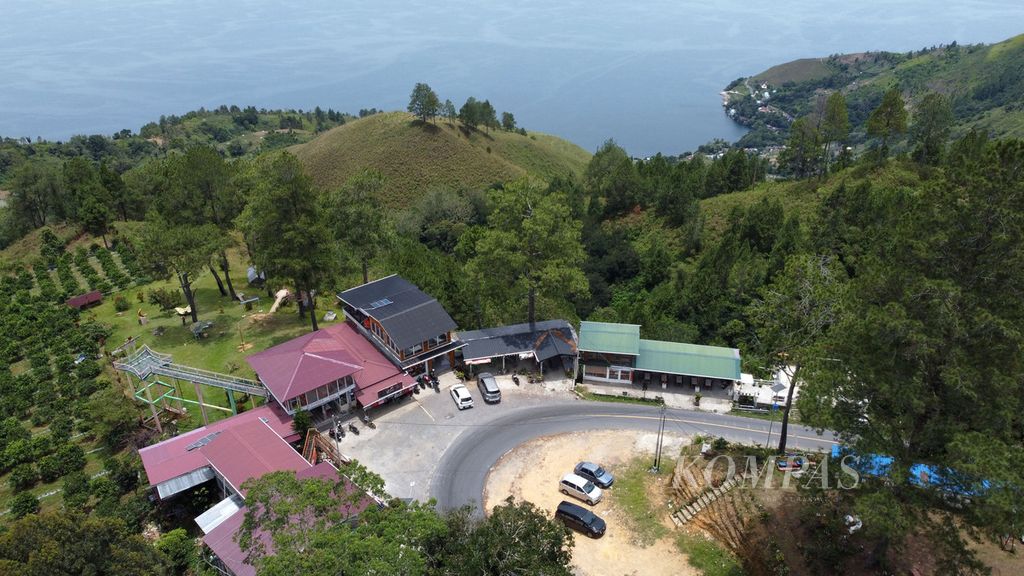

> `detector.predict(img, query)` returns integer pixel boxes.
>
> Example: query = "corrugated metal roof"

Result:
[635,339,741,380]
[200,419,311,496]
[460,320,577,362]
[196,495,244,534]
[338,275,458,350]
[578,321,640,355]
[245,328,362,403]
[139,404,295,489]
[156,466,216,499]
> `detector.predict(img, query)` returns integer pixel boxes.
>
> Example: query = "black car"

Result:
[555,500,606,538]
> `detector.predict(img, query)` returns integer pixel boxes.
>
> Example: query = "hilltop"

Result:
[291,112,591,208]
[724,33,1024,147]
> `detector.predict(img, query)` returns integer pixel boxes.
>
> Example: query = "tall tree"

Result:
[467,179,588,325]
[780,117,821,178]
[866,87,908,160]
[459,97,481,129]
[407,82,441,123]
[237,152,334,332]
[324,170,390,284]
[150,146,243,300]
[911,92,954,166]
[501,111,517,132]
[443,99,457,125]
[818,91,850,175]
[138,213,221,324]
[747,254,844,454]
[799,139,1024,568]
[9,160,63,229]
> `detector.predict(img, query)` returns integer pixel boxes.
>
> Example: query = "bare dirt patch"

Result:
[484,430,697,576]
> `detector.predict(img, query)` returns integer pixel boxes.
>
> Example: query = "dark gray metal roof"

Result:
[338,275,458,350]
[460,320,577,362]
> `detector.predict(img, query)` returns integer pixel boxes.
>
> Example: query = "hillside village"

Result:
[2,35,1024,575]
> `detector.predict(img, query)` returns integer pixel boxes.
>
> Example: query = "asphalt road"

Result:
[431,401,838,512]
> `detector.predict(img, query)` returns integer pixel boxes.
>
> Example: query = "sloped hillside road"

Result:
[431,401,838,513]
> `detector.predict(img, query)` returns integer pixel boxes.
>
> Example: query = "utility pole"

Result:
[651,404,667,473]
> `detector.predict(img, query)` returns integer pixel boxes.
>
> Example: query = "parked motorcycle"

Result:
[362,414,377,429]
[512,375,520,386]
[348,423,359,435]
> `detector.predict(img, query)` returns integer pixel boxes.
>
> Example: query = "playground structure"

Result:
[269,289,291,314]
[114,345,268,433]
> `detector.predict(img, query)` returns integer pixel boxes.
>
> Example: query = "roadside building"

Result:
[246,322,412,415]
[138,404,376,576]
[337,275,463,375]
[458,320,578,375]
[576,321,741,391]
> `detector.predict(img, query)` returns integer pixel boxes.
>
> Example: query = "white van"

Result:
[559,473,603,505]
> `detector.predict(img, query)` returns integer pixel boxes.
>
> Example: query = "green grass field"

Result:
[292,111,591,209]
[610,456,675,546]
[88,245,342,430]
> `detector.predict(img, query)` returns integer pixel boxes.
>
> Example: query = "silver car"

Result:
[477,372,501,403]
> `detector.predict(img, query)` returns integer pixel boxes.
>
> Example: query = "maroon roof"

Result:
[200,419,311,495]
[139,404,296,489]
[246,323,407,405]
[66,290,102,309]
[203,462,375,576]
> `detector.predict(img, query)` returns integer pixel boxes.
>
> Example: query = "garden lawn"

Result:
[87,247,343,430]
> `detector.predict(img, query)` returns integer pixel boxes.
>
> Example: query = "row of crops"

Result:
[19,245,146,304]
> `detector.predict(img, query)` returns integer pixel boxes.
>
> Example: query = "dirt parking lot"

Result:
[485,430,696,576]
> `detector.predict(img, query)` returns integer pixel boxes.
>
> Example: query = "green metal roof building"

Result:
[577,321,741,384]
[577,321,640,356]
[635,339,740,381]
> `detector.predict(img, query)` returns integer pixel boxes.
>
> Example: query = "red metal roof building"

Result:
[246,322,413,414]
[202,462,376,576]
[139,404,302,500]
[66,290,103,310]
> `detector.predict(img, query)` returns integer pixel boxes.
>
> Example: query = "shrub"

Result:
[113,294,130,312]
[9,492,40,518]
[8,463,38,491]
[148,288,182,311]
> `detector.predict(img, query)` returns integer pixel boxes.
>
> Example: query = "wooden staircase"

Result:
[670,473,748,526]
[301,429,349,468]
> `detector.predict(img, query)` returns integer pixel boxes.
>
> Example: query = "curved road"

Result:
[431,402,837,512]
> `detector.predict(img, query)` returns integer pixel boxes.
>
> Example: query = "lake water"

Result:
[2,1,1022,156]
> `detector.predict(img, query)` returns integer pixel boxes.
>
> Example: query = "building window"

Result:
[429,334,448,347]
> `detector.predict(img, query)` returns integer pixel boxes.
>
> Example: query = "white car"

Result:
[559,473,603,505]
[450,383,474,410]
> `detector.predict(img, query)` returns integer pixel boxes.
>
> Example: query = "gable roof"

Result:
[66,290,102,309]
[636,339,741,381]
[578,321,640,356]
[246,326,363,403]
[460,320,577,362]
[199,419,311,496]
[337,275,457,350]
[139,404,296,491]
[203,462,376,576]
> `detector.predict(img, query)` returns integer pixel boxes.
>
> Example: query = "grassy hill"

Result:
[291,112,591,208]
[726,33,1024,146]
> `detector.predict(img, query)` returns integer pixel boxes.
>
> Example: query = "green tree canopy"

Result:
[911,92,954,166]
[407,83,441,123]
[0,512,166,575]
[237,152,335,331]
[467,179,588,325]
[866,87,908,159]
[323,170,391,284]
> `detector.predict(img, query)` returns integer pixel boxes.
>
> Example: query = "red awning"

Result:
[356,374,415,408]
